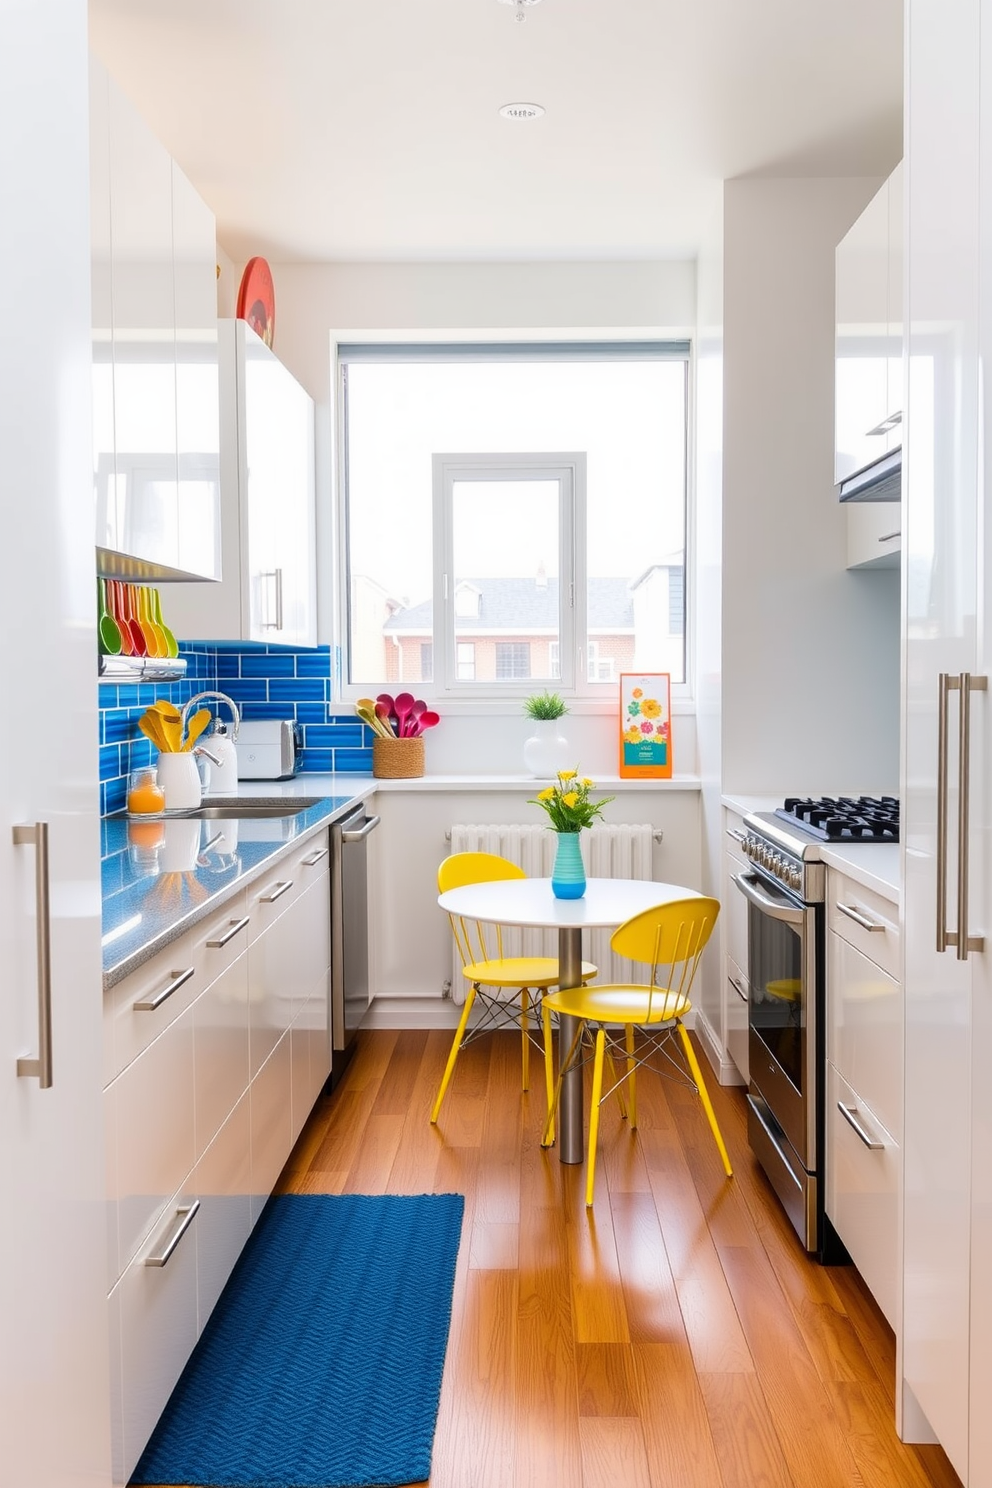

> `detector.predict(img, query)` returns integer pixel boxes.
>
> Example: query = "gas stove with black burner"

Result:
[775,795,899,843]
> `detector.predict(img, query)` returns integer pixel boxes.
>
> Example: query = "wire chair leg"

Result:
[520,986,530,1092]
[602,1039,628,1121]
[542,1000,556,1146]
[430,983,476,1125]
[677,1022,733,1177]
[586,1027,607,1208]
[626,1024,638,1129]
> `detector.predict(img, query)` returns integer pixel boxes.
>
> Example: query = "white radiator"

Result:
[445,823,656,1003]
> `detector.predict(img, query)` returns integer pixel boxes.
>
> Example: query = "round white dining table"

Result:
[436,876,702,1163]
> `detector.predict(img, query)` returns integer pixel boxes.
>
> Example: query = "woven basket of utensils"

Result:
[373,736,425,779]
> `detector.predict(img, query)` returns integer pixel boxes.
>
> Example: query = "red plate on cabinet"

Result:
[236,256,275,347]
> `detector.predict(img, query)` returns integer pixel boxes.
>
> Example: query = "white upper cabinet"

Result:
[835,162,904,496]
[165,320,317,646]
[90,58,220,581]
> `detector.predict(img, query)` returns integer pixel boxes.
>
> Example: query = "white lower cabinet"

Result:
[104,828,331,1483]
[111,1183,200,1486]
[826,1062,901,1329]
[825,866,902,1332]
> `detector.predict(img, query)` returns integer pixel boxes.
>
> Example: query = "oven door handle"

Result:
[732,871,806,926]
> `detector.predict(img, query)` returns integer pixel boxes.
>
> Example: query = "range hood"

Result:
[838,446,902,503]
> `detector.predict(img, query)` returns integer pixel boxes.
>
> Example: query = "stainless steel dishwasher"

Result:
[330,804,380,1073]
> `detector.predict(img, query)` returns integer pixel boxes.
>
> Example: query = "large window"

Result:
[340,342,688,696]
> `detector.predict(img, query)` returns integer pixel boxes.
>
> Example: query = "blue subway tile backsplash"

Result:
[96,642,371,815]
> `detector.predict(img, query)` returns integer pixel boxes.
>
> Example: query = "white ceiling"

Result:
[88,0,903,265]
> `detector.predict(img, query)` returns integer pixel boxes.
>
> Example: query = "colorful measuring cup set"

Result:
[97,578,179,659]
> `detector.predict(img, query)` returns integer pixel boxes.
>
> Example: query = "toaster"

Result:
[235,720,300,780]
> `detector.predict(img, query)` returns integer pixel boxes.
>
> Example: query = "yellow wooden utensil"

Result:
[138,711,171,753]
[182,708,212,751]
[149,699,183,752]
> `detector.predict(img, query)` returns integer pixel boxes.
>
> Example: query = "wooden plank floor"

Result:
[185,1028,967,1488]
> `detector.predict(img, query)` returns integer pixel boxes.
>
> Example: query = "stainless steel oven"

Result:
[732,796,898,1257]
[733,843,823,1251]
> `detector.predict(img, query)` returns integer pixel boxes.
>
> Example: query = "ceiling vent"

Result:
[498,102,546,120]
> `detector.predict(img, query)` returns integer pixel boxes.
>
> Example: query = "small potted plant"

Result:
[522,691,570,776]
[529,769,616,898]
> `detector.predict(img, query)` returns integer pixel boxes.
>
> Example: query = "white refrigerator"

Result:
[0,3,112,1483]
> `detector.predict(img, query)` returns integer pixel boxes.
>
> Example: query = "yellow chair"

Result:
[432,851,597,1129]
[540,895,733,1207]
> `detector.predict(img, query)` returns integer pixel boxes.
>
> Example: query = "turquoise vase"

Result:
[551,830,586,899]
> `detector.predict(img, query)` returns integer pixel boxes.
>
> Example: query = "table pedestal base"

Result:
[557,929,584,1164]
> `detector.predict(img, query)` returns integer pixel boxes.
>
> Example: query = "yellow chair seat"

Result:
[543,983,691,1025]
[463,957,598,991]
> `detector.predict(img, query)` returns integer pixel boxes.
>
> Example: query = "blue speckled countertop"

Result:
[101,775,375,989]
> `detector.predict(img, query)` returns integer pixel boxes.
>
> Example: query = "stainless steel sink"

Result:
[181,798,323,819]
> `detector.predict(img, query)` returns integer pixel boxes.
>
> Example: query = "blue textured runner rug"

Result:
[131,1192,465,1488]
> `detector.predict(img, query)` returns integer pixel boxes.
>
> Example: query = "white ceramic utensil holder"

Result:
[156,751,202,812]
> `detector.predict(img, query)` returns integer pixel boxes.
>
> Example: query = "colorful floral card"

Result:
[619,674,672,779]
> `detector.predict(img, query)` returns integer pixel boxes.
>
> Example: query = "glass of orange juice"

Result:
[127,766,166,817]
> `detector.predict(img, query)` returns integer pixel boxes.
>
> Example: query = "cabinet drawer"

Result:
[112,1182,200,1484]
[249,1032,293,1224]
[248,873,331,1077]
[193,1094,252,1330]
[113,1005,195,1277]
[192,948,249,1161]
[826,1062,900,1330]
[827,928,902,1140]
[827,872,899,979]
[245,831,329,944]
[724,847,749,974]
[106,887,249,1082]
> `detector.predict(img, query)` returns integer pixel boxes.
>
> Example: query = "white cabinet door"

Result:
[902,0,983,1473]
[0,11,112,1484]
[105,68,178,571]
[172,160,222,582]
[165,320,317,645]
[722,813,749,1083]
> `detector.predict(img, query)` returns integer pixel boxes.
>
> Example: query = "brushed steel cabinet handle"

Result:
[342,813,381,844]
[260,879,293,904]
[836,902,886,933]
[206,915,250,948]
[728,973,748,1002]
[13,822,53,1088]
[877,530,901,543]
[956,672,986,959]
[936,672,951,953]
[837,1101,884,1150]
[133,966,195,1012]
[301,846,329,867]
[259,567,284,630]
[144,1200,200,1267]
[726,828,747,844]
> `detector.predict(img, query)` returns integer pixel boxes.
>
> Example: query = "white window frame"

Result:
[333,336,692,709]
[432,451,586,696]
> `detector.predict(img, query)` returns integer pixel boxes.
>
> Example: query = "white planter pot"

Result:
[523,718,571,778]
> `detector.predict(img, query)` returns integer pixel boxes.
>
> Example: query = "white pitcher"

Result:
[156,751,202,812]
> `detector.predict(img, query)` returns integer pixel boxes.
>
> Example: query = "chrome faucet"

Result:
[181,690,241,740]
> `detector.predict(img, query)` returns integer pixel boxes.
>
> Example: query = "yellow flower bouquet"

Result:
[528,769,615,832]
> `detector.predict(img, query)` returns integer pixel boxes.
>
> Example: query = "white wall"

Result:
[721,176,901,796]
[239,256,699,773]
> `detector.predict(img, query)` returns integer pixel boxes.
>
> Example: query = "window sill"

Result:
[369,773,701,792]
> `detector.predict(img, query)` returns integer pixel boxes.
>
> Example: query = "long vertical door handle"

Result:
[956,672,986,958]
[13,822,53,1087]
[936,672,951,951]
